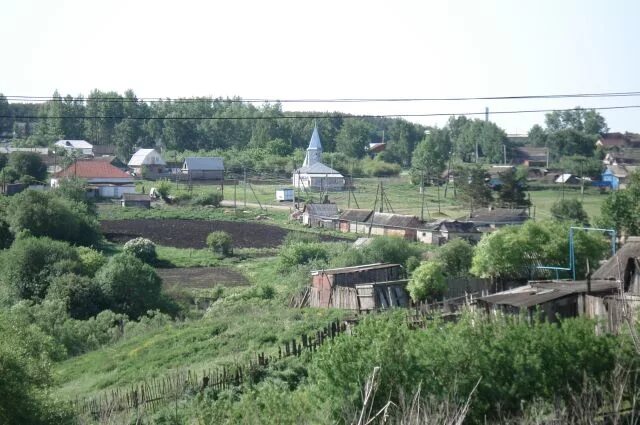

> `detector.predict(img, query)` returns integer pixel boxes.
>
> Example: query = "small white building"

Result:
[54,140,94,156]
[128,149,166,175]
[51,160,135,198]
[276,188,294,201]
[292,125,344,191]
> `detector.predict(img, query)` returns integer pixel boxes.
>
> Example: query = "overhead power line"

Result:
[3,104,640,121]
[5,90,640,104]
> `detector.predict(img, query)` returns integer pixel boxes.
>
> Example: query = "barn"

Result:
[307,263,409,311]
[338,209,374,233]
[182,157,225,180]
[364,212,421,240]
[302,203,340,228]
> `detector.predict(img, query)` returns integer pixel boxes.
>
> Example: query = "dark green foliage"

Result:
[360,158,401,177]
[94,254,164,319]
[0,217,13,249]
[311,312,625,423]
[4,190,101,246]
[206,231,233,256]
[411,127,452,178]
[55,177,97,214]
[497,168,530,207]
[435,238,473,277]
[555,155,603,179]
[76,246,107,277]
[600,171,640,235]
[7,151,47,183]
[123,237,158,264]
[551,199,589,225]
[46,273,106,319]
[192,191,223,206]
[0,236,81,302]
[455,164,493,208]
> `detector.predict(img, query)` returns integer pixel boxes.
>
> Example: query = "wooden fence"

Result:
[74,319,348,418]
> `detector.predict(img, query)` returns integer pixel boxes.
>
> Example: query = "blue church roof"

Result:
[308,125,322,150]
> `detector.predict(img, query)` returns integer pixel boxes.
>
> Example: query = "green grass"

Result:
[155,246,221,267]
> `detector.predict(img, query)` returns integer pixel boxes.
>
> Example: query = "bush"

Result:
[0,236,81,302]
[7,151,47,183]
[435,238,473,277]
[278,242,329,271]
[4,190,101,246]
[361,158,402,177]
[123,237,158,264]
[206,231,233,256]
[282,231,321,246]
[192,191,223,207]
[551,199,589,225]
[156,179,172,199]
[407,261,446,302]
[94,254,164,319]
[76,246,107,277]
[46,273,106,319]
[361,236,423,269]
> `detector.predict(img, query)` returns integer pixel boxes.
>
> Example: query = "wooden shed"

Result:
[182,157,225,180]
[338,209,374,233]
[302,203,340,228]
[308,263,409,311]
[121,193,151,209]
[364,212,421,240]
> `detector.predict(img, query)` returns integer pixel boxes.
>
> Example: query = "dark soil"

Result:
[157,267,249,288]
[101,219,289,249]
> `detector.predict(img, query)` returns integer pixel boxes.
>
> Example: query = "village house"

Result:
[603,148,640,166]
[338,209,374,233]
[602,164,639,190]
[306,263,409,311]
[417,220,481,245]
[596,132,640,150]
[463,207,529,231]
[50,160,135,198]
[512,146,549,167]
[121,193,151,209]
[301,203,340,229]
[364,212,420,240]
[293,125,345,191]
[554,173,581,185]
[128,148,167,176]
[182,157,225,180]
[54,140,94,156]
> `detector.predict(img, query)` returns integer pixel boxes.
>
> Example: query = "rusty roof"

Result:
[367,212,420,228]
[311,263,402,275]
[478,280,619,308]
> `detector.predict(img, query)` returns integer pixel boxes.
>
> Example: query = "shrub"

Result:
[407,261,446,302]
[192,191,223,207]
[7,151,47,182]
[76,246,107,277]
[0,236,81,302]
[123,237,158,264]
[206,231,233,256]
[361,236,423,269]
[362,159,402,177]
[282,231,320,246]
[435,238,473,277]
[278,242,329,271]
[551,199,589,225]
[46,273,106,319]
[94,254,164,319]
[156,179,172,198]
[4,190,101,246]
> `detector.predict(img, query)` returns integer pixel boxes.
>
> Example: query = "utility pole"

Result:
[580,160,585,201]
[243,167,247,207]
[420,170,425,221]
[503,144,507,165]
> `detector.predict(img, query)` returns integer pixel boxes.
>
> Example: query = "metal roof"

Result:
[367,212,420,228]
[128,149,166,166]
[311,263,402,276]
[183,157,225,171]
[304,203,340,218]
[308,125,322,150]
[340,209,374,222]
[55,139,93,149]
[55,160,133,180]
[593,237,640,280]
[295,162,343,176]
[463,208,529,225]
[478,280,619,308]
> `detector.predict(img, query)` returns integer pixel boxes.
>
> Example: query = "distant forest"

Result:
[0,90,608,168]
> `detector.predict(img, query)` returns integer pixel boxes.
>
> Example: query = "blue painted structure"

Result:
[602,168,620,190]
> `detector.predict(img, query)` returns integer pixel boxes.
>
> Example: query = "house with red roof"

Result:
[50,160,136,198]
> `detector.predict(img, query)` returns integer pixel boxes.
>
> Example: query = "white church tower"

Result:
[303,124,322,167]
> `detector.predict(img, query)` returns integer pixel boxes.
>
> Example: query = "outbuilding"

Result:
[307,263,409,311]
[128,149,167,176]
[54,140,93,156]
[121,193,151,209]
[182,157,225,180]
[302,203,340,228]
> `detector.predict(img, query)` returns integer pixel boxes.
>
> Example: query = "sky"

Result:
[2,0,640,134]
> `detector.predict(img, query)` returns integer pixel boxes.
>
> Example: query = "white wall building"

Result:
[292,125,344,191]
[54,140,94,156]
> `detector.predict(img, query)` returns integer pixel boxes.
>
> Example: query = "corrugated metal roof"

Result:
[55,140,93,149]
[305,203,339,218]
[593,238,640,280]
[479,280,619,308]
[340,209,373,222]
[308,125,322,150]
[311,263,401,275]
[55,160,133,180]
[183,157,224,171]
[128,149,166,166]
[464,208,529,225]
[367,212,420,228]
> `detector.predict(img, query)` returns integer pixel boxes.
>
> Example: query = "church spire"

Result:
[303,123,322,166]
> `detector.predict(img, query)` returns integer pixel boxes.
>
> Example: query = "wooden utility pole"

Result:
[243,167,247,207]
[420,170,425,221]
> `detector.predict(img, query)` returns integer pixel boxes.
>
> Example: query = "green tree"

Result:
[545,107,608,135]
[0,236,81,302]
[455,164,493,208]
[407,261,446,302]
[551,199,589,225]
[411,127,451,181]
[7,152,47,182]
[555,155,603,179]
[527,124,547,147]
[497,168,530,208]
[435,238,474,277]
[206,231,233,256]
[123,237,158,264]
[336,119,376,158]
[360,236,423,269]
[599,172,640,235]
[46,273,105,319]
[4,190,101,246]
[95,254,164,319]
